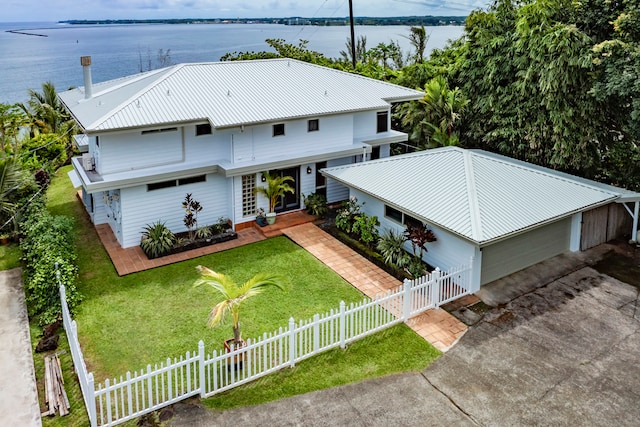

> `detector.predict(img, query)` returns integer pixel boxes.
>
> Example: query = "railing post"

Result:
[288,317,296,368]
[431,268,441,307]
[403,279,412,320]
[198,340,205,397]
[339,301,346,349]
[87,372,97,427]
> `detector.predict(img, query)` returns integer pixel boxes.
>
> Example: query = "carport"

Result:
[322,147,640,292]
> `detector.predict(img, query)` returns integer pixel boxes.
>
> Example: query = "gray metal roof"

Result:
[58,59,424,133]
[321,147,637,245]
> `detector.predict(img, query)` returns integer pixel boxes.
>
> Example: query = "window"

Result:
[308,119,319,132]
[385,205,403,223]
[273,123,285,137]
[141,127,178,135]
[147,174,207,191]
[147,180,177,191]
[178,175,206,186]
[196,123,212,136]
[371,146,381,160]
[242,174,256,217]
[385,204,423,228]
[377,111,388,133]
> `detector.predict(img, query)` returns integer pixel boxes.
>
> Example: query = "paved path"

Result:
[283,223,467,351]
[0,268,42,426]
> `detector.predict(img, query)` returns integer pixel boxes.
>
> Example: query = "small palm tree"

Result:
[253,171,294,213]
[194,266,286,347]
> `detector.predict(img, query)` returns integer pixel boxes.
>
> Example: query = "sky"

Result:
[2,0,486,22]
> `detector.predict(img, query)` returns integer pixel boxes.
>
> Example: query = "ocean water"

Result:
[0,22,464,104]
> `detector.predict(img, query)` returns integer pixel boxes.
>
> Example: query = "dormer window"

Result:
[377,111,388,133]
[196,123,212,136]
[273,123,285,137]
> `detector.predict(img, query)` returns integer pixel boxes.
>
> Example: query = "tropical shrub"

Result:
[335,196,363,233]
[303,192,328,217]
[351,213,380,246]
[20,196,80,325]
[140,221,176,258]
[253,171,294,213]
[404,223,437,260]
[377,228,411,268]
[182,193,202,241]
[195,225,213,239]
[211,216,231,235]
[19,133,67,172]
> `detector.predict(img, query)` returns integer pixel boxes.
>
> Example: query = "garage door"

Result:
[481,218,571,285]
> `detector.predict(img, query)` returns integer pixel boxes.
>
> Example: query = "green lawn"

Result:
[0,242,21,270]
[40,166,440,418]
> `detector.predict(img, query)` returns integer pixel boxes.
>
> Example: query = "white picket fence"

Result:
[60,262,471,427]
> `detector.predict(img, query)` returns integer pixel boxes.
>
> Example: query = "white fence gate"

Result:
[60,262,471,427]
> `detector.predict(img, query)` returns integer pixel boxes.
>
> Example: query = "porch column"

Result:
[631,201,639,244]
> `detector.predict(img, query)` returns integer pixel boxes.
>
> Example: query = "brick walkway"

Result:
[283,223,467,352]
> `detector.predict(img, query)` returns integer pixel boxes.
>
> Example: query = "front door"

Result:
[273,167,300,213]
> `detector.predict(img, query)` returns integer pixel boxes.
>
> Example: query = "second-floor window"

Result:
[377,111,388,133]
[273,123,285,137]
[196,123,212,136]
[308,119,319,132]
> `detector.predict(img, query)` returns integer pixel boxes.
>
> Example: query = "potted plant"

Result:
[194,266,287,366]
[255,208,267,227]
[253,172,295,225]
[0,233,10,245]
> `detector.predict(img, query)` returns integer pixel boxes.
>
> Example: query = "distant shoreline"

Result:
[59,16,467,27]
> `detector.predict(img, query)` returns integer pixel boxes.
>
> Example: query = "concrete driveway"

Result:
[167,244,640,426]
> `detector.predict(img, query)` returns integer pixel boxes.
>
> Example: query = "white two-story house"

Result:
[60,57,424,248]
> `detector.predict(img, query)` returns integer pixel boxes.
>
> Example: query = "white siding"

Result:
[182,125,230,164]
[119,173,231,248]
[99,129,184,175]
[326,157,353,203]
[226,115,353,164]
[354,189,476,271]
[353,110,384,139]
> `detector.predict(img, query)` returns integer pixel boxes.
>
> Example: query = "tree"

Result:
[404,25,429,64]
[340,35,368,64]
[0,103,28,152]
[0,154,22,222]
[396,76,468,149]
[455,0,608,174]
[253,171,294,213]
[194,266,286,346]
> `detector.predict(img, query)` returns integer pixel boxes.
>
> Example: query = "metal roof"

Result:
[321,147,637,245]
[58,59,424,133]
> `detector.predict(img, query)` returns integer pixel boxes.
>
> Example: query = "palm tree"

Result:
[253,171,295,213]
[194,266,286,347]
[404,25,429,64]
[397,76,469,150]
[0,154,24,226]
[340,35,368,64]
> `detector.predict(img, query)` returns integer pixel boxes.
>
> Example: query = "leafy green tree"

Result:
[195,266,286,346]
[0,103,28,152]
[340,35,368,64]
[455,0,609,174]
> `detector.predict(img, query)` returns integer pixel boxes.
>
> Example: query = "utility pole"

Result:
[349,0,356,69]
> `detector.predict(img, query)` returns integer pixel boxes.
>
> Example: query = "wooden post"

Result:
[431,268,441,307]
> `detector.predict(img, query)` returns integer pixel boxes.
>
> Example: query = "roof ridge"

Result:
[463,150,483,241]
